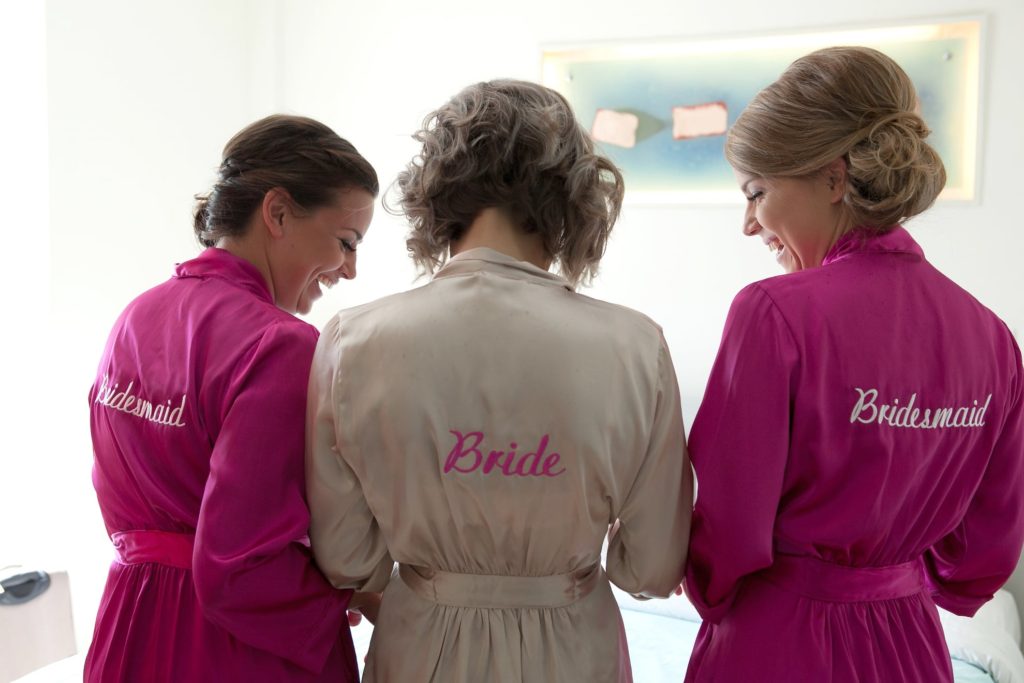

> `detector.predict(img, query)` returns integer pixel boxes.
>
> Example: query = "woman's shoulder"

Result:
[573,291,665,335]
[565,293,671,362]
[172,272,319,350]
[320,287,420,333]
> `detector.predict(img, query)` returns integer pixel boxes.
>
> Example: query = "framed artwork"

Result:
[541,18,983,204]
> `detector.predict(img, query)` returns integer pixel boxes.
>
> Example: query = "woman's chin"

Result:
[298,283,324,314]
[774,247,794,272]
[777,248,807,274]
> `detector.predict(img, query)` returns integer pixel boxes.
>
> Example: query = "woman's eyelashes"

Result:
[338,238,357,253]
[744,190,764,202]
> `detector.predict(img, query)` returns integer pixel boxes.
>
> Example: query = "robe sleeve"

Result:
[684,283,799,623]
[193,321,349,674]
[606,334,693,598]
[306,315,394,592]
[924,336,1024,616]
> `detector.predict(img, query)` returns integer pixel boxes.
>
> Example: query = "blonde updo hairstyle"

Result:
[726,46,946,229]
[396,79,625,287]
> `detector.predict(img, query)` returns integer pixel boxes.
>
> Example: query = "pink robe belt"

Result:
[758,553,923,602]
[398,563,602,609]
[111,530,195,570]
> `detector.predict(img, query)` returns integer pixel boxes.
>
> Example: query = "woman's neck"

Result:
[450,207,551,270]
[215,220,276,301]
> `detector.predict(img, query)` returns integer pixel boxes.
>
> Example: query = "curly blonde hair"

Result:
[726,46,946,229]
[395,79,624,287]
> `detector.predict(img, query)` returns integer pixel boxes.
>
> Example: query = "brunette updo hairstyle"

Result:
[726,46,946,229]
[396,79,625,287]
[193,114,379,247]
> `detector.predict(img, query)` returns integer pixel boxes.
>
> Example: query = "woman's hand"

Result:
[348,591,383,625]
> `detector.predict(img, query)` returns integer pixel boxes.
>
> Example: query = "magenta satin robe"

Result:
[84,248,356,682]
[684,227,1024,682]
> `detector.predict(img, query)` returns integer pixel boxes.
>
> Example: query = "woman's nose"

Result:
[340,254,357,280]
[742,208,761,237]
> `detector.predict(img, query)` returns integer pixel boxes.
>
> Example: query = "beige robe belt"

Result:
[398,563,603,609]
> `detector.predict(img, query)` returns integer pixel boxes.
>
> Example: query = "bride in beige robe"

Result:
[306,79,692,682]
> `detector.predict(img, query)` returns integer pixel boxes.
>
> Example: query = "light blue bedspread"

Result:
[617,609,994,682]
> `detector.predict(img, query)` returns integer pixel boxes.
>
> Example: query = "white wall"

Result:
[0,0,51,584]
[27,0,285,651]
[8,0,1022,657]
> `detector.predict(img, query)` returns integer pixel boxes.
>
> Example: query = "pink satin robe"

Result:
[84,248,356,682]
[684,227,1024,682]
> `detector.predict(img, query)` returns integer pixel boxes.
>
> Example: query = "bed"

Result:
[11,586,1024,682]
[349,585,1024,683]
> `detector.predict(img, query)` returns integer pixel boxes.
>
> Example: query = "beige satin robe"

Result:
[307,248,692,682]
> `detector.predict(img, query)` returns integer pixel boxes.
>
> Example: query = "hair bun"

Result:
[192,193,214,247]
[190,114,378,249]
[725,46,949,230]
[845,110,946,226]
[219,157,246,179]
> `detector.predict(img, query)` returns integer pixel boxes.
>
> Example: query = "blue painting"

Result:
[542,19,981,203]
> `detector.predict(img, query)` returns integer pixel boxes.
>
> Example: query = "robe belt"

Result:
[112,530,194,570]
[758,553,924,602]
[398,562,602,609]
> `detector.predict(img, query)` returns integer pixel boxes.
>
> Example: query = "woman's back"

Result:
[758,229,1020,574]
[308,247,690,681]
[88,249,356,681]
[86,113,378,683]
[685,227,1023,682]
[91,250,301,534]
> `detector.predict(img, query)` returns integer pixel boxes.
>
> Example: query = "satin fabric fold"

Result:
[759,554,924,602]
[398,562,602,609]
[112,531,195,570]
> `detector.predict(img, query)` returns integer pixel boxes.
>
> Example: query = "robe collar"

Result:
[433,247,573,292]
[822,225,925,267]
[174,247,274,303]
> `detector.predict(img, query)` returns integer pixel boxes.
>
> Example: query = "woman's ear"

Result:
[823,157,848,204]
[261,187,291,238]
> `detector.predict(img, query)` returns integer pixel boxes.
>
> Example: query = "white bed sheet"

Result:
[940,592,1024,683]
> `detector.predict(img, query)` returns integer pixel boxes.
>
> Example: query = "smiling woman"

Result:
[221,184,374,315]
[194,116,377,315]
[733,169,850,272]
[683,46,1024,683]
[725,44,945,273]
[84,115,379,683]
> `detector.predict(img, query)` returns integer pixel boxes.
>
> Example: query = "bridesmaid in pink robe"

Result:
[84,115,378,682]
[684,47,1024,682]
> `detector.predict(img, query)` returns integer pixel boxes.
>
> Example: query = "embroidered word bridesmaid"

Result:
[306,79,693,682]
[683,47,1024,682]
[85,115,377,682]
